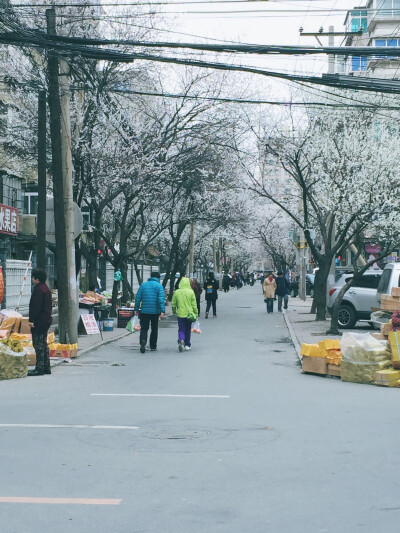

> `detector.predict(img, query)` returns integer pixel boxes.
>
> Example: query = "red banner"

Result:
[0,204,18,236]
[0,266,4,304]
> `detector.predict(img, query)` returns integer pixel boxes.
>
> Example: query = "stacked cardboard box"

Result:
[301,339,341,376]
[381,294,400,312]
[375,368,400,387]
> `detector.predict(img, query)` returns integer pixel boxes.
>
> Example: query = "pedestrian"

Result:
[235,272,242,290]
[172,277,198,352]
[222,272,230,293]
[275,271,290,312]
[204,272,219,318]
[134,271,165,353]
[28,267,53,376]
[175,272,185,291]
[263,272,277,314]
[190,277,202,315]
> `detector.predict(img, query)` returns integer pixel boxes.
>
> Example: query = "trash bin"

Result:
[103,318,114,331]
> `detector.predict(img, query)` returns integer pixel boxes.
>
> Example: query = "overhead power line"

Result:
[107,87,400,109]
[5,31,400,58]
[3,30,400,96]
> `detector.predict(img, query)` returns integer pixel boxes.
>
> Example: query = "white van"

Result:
[377,263,400,304]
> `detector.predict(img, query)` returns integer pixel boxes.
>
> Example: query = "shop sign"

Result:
[0,204,18,236]
[0,266,4,304]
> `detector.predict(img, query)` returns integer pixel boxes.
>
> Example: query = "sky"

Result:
[118,0,358,99]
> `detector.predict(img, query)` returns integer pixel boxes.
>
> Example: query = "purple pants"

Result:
[177,317,192,347]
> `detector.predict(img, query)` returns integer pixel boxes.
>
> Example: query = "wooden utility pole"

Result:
[60,56,78,343]
[36,89,47,270]
[46,8,77,343]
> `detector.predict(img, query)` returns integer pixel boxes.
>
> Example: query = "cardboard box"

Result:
[375,368,400,383]
[382,294,399,302]
[388,331,400,369]
[18,318,31,334]
[327,364,341,377]
[381,302,400,312]
[302,356,327,375]
[371,332,386,340]
[381,321,393,336]
[391,287,400,298]
[49,348,78,358]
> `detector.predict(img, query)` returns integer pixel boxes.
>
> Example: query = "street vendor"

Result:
[28,268,53,376]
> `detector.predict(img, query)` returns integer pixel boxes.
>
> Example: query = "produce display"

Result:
[0,338,27,380]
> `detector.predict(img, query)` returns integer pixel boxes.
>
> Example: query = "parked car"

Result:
[290,274,315,298]
[377,263,400,306]
[327,270,382,329]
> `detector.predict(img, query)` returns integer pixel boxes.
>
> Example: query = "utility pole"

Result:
[37,89,47,270]
[46,8,77,343]
[60,56,78,343]
[328,26,335,75]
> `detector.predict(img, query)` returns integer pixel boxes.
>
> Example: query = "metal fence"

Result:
[5,259,32,314]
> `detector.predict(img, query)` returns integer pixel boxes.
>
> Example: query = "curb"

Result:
[283,311,301,361]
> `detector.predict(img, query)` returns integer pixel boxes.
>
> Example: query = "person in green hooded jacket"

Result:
[171,277,198,352]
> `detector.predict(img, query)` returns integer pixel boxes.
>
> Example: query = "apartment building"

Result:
[344,1,400,78]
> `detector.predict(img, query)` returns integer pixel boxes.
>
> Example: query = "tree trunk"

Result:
[312,258,333,321]
[110,279,119,317]
[326,279,355,335]
[121,261,134,303]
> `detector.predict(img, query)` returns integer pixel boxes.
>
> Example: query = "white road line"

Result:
[0,424,139,430]
[91,393,230,398]
[0,497,121,505]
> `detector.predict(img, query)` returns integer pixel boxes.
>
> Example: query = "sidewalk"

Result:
[283,296,372,359]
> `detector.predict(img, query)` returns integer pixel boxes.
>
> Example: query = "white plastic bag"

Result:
[126,315,141,333]
[191,320,201,334]
[340,332,389,364]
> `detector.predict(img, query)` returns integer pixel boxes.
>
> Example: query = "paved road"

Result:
[0,285,399,533]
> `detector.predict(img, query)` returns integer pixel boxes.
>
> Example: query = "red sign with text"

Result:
[80,314,100,335]
[0,204,18,235]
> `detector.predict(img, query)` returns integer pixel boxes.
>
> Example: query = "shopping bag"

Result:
[126,315,141,332]
[187,312,197,323]
[191,320,201,334]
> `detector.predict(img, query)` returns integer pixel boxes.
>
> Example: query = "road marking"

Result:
[0,497,121,505]
[91,393,230,398]
[0,424,139,430]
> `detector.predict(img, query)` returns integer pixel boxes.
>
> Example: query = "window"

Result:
[375,38,400,47]
[23,192,38,215]
[0,175,22,211]
[353,274,382,289]
[379,0,400,17]
[350,10,367,32]
[351,56,368,71]
[377,269,391,294]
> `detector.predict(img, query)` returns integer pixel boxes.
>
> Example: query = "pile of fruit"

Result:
[0,338,27,380]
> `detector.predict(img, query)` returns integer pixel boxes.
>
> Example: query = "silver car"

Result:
[327,270,382,328]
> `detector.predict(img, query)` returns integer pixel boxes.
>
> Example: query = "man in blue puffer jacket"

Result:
[134,272,165,353]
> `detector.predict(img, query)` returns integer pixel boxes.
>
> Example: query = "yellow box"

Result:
[375,368,400,383]
[323,339,341,351]
[388,331,400,369]
[300,343,321,357]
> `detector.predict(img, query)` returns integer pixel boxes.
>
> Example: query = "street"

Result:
[0,285,399,533]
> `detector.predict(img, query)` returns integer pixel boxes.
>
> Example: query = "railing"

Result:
[5,259,31,313]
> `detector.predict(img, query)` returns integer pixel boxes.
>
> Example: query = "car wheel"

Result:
[338,305,357,329]
[309,288,314,298]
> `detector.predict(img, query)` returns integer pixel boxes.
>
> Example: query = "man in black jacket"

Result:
[28,268,53,376]
[275,271,290,312]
